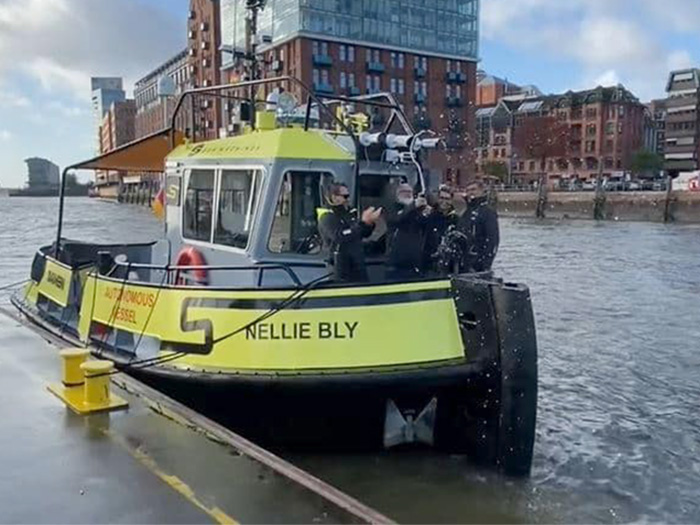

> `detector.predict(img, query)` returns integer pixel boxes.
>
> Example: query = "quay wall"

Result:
[497,191,700,223]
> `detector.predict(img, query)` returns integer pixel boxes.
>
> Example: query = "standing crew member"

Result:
[386,183,431,280]
[423,184,458,273]
[458,179,500,273]
[318,183,382,283]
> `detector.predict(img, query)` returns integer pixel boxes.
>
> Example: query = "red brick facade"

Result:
[228,37,477,186]
[188,0,221,140]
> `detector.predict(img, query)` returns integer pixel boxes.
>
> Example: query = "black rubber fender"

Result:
[491,282,538,476]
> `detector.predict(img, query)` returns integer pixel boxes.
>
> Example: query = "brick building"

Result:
[96,100,136,197]
[134,49,191,139]
[476,85,647,186]
[663,69,700,174]
[218,0,480,187]
[188,0,222,140]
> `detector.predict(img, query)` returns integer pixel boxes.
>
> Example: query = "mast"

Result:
[244,0,266,128]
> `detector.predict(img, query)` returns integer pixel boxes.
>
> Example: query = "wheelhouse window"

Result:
[183,169,215,242]
[214,169,261,249]
[268,171,334,255]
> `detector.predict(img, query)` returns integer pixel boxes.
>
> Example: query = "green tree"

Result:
[481,161,509,182]
[630,150,663,179]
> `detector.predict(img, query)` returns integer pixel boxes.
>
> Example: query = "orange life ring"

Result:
[174,246,208,285]
[690,178,700,191]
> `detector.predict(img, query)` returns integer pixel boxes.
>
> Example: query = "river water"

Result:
[2,196,700,523]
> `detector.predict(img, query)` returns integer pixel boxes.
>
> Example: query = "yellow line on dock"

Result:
[105,430,238,524]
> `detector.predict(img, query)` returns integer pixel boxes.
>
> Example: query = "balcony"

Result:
[414,93,426,104]
[312,54,333,67]
[446,96,463,108]
[313,82,334,95]
[446,71,457,83]
[348,86,361,96]
[366,62,386,74]
[456,72,468,83]
[414,67,427,79]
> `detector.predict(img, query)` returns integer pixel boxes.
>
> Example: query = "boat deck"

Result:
[0,307,390,524]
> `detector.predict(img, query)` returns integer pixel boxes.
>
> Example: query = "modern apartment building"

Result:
[476,85,646,185]
[476,72,526,107]
[663,69,700,174]
[25,158,60,188]
[188,0,222,140]
[90,77,125,152]
[218,0,480,186]
[134,49,191,139]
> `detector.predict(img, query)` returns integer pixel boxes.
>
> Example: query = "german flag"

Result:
[152,187,165,219]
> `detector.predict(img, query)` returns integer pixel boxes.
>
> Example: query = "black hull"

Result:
[125,360,491,453]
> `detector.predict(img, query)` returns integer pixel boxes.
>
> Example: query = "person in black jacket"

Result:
[423,184,459,273]
[318,183,382,283]
[385,183,431,280]
[457,179,500,273]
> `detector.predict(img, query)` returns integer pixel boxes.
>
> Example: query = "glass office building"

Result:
[221,0,479,62]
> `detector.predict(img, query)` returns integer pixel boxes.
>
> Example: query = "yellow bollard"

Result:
[48,356,128,415]
[59,348,89,386]
[81,360,114,408]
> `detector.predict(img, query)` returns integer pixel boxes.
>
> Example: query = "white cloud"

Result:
[0,130,12,141]
[592,70,622,87]
[0,0,185,99]
[480,0,700,100]
[668,50,694,72]
[0,91,30,108]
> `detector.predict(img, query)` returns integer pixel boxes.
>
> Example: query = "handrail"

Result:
[109,260,304,287]
[169,76,359,148]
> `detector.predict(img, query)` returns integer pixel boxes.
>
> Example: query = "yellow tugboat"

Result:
[12,49,537,476]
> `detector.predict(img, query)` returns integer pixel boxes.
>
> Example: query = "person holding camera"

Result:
[318,182,382,283]
[385,183,432,280]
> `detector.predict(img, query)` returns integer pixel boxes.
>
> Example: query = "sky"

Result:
[1,0,699,188]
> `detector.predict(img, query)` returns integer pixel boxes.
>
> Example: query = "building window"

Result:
[586,107,597,118]
[340,71,347,89]
[321,69,329,84]
[586,124,596,137]
[446,59,452,72]
[339,44,346,62]
[585,140,596,153]
[398,53,404,69]
[312,41,318,55]
[606,122,615,135]
[391,52,397,68]
[313,69,320,84]
[391,78,397,93]
[373,76,380,91]
[619,105,625,117]
[366,75,372,90]
[398,79,405,95]
[348,46,355,62]
[618,122,624,134]
[348,73,355,87]
[421,81,427,95]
